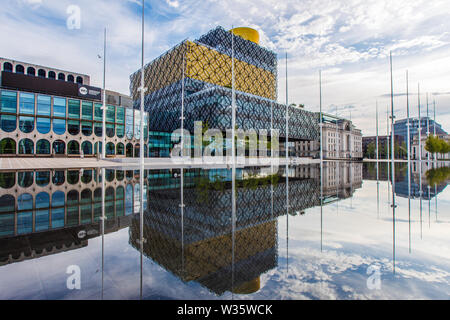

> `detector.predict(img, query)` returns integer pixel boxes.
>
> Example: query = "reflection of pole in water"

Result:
[386,105,390,206]
[286,166,289,274]
[320,161,323,253]
[101,167,106,300]
[406,70,411,254]
[139,162,144,299]
[419,163,423,240]
[435,184,438,222]
[428,185,431,229]
[389,52,396,274]
[180,168,185,278]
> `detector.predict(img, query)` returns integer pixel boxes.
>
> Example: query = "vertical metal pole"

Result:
[102,28,107,159]
[406,71,411,162]
[101,167,105,299]
[181,54,185,156]
[139,162,144,299]
[319,70,323,252]
[433,99,437,163]
[285,52,289,160]
[285,52,289,274]
[376,102,379,162]
[418,84,422,163]
[419,83,423,239]
[390,52,395,169]
[387,104,390,203]
[319,70,323,163]
[140,0,145,165]
[426,93,430,162]
[407,70,411,253]
[231,26,236,298]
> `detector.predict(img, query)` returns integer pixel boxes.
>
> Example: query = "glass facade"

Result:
[19,92,35,115]
[0,89,149,157]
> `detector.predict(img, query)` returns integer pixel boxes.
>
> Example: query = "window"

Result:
[27,67,35,76]
[116,125,124,138]
[0,138,16,154]
[3,62,13,72]
[0,114,16,132]
[52,140,65,155]
[58,73,65,81]
[82,101,93,120]
[37,95,51,116]
[53,118,65,135]
[35,192,50,231]
[68,141,80,155]
[106,105,115,122]
[94,123,102,137]
[116,107,125,124]
[17,193,33,234]
[94,103,103,121]
[68,99,80,118]
[76,76,83,84]
[81,141,93,155]
[144,112,148,141]
[81,170,93,183]
[18,138,34,154]
[0,195,15,236]
[106,142,115,156]
[53,97,66,117]
[116,142,124,155]
[48,71,56,79]
[38,69,46,78]
[16,64,24,74]
[80,189,92,223]
[126,108,133,139]
[126,143,133,157]
[106,123,114,138]
[94,142,102,155]
[67,74,75,82]
[36,171,50,187]
[0,172,15,189]
[134,110,141,139]
[37,117,51,134]
[1,90,17,113]
[36,139,51,154]
[67,170,79,184]
[19,92,35,115]
[19,116,34,133]
[134,144,140,157]
[81,121,92,136]
[51,191,65,228]
[68,119,80,135]
[18,171,33,188]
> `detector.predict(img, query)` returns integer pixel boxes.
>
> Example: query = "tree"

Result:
[425,135,441,154]
[365,142,375,159]
[425,135,450,158]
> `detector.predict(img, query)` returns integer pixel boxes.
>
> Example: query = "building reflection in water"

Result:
[363,162,449,200]
[0,162,364,296]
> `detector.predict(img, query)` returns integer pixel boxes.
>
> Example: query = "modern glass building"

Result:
[130,26,320,157]
[0,58,148,157]
[394,117,447,145]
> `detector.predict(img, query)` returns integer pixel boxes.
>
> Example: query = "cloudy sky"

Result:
[1,0,450,135]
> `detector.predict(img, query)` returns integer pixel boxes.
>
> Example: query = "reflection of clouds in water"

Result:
[239,243,450,300]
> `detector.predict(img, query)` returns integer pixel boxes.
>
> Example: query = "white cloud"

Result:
[2,0,450,134]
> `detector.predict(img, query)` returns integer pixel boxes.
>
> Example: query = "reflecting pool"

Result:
[0,161,449,299]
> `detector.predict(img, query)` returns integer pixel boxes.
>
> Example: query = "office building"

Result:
[0,57,147,158]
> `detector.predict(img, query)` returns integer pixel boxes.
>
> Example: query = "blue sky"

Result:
[1,0,450,135]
